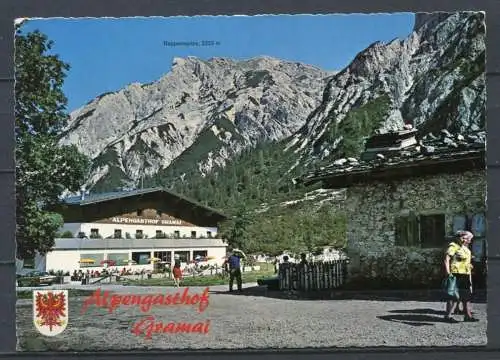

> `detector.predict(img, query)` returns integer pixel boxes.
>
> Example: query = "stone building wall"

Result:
[343,169,486,288]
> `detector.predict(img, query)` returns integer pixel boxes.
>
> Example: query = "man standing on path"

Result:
[227,250,243,292]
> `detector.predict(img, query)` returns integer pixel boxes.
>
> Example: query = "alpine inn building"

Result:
[31,187,229,273]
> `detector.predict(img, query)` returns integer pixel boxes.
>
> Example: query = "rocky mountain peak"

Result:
[286,11,485,170]
[61,55,331,191]
[413,12,453,32]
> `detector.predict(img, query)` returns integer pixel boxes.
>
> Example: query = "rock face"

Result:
[60,56,331,190]
[287,11,485,169]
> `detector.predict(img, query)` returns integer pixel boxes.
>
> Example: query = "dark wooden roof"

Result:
[299,130,486,189]
[53,187,228,226]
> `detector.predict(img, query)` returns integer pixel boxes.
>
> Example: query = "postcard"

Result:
[15,12,486,351]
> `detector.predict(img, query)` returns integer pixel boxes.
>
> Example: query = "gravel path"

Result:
[17,284,487,351]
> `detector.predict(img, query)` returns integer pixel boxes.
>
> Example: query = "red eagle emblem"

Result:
[34,291,67,331]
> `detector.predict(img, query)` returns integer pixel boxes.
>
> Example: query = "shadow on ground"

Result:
[377,308,448,327]
[210,285,487,303]
[376,307,483,326]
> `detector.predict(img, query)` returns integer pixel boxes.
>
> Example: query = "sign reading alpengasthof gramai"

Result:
[111,217,182,225]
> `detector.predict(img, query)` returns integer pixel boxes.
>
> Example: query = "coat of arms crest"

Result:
[32,290,69,336]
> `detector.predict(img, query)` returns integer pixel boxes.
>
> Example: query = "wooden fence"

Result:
[279,260,349,291]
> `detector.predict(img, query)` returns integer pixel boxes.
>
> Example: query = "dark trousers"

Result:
[454,273,472,301]
[446,273,473,318]
[229,268,242,291]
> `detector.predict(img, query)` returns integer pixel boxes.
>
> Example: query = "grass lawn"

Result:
[17,289,95,300]
[127,264,276,287]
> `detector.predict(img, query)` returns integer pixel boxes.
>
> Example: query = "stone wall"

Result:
[343,170,486,289]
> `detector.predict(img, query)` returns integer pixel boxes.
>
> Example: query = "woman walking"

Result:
[172,262,182,287]
[444,230,479,323]
[172,254,182,287]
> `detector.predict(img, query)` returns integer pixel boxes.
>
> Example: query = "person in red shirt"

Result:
[172,263,182,287]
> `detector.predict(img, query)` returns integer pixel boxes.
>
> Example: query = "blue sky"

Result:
[20,14,415,112]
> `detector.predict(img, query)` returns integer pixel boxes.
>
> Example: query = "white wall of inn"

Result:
[40,238,228,273]
[61,222,218,239]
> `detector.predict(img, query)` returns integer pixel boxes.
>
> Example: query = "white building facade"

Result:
[60,220,218,241]
[38,238,227,273]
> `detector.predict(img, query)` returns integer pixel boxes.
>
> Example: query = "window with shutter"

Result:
[395,213,446,248]
[471,213,486,237]
[469,213,486,262]
[419,214,446,248]
[452,215,467,234]
[394,214,418,247]
[407,212,419,246]
[395,216,408,246]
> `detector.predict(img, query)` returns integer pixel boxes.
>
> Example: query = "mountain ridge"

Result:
[61,12,485,196]
[61,55,333,192]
